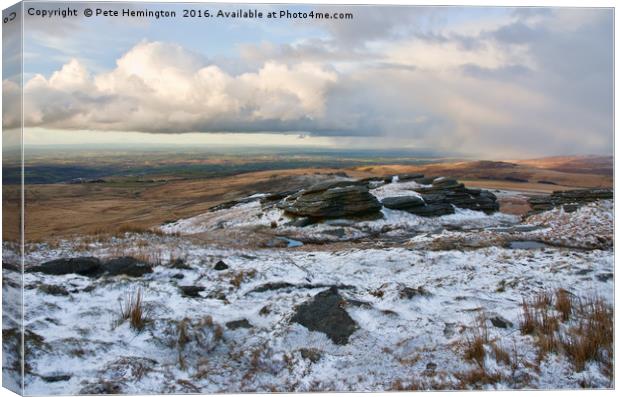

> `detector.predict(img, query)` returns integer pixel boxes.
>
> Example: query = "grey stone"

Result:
[103,257,153,277]
[280,182,382,219]
[382,196,425,211]
[214,260,229,271]
[528,189,613,214]
[291,287,358,345]
[179,286,205,298]
[30,257,102,277]
[225,319,253,330]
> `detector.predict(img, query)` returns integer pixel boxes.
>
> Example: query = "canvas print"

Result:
[1,1,614,394]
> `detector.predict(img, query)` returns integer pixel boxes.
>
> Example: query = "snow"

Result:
[2,195,614,393]
[523,200,614,249]
[159,181,521,243]
[161,201,283,235]
[368,180,424,201]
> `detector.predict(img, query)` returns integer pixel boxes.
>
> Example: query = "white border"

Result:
[0,1,616,397]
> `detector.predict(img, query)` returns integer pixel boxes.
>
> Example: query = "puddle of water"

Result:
[507,240,550,249]
[275,237,304,248]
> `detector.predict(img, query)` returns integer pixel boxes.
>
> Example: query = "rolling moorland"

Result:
[1,151,614,393]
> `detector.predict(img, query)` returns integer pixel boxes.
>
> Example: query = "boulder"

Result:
[408,177,500,216]
[38,284,70,296]
[225,319,252,330]
[30,257,102,277]
[407,201,455,217]
[302,179,369,194]
[30,256,153,278]
[490,316,513,329]
[260,190,297,205]
[382,196,425,211]
[41,374,72,383]
[287,217,312,227]
[528,188,613,214]
[291,287,358,345]
[214,260,229,271]
[179,286,205,298]
[430,177,460,188]
[396,173,425,182]
[279,181,382,219]
[2,262,20,272]
[103,257,153,277]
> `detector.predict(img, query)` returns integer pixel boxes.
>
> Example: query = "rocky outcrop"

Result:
[395,173,424,182]
[291,287,358,345]
[381,196,426,213]
[279,180,382,220]
[416,178,499,215]
[528,189,613,214]
[380,177,499,217]
[102,257,153,277]
[381,196,425,211]
[30,256,153,278]
[29,257,102,277]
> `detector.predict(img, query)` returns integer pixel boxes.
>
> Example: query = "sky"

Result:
[2,1,614,158]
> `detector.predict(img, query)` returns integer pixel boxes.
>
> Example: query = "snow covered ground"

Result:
[1,188,614,393]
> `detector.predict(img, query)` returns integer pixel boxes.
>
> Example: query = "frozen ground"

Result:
[1,188,614,393]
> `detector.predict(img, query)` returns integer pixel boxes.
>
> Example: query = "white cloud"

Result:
[16,41,338,133]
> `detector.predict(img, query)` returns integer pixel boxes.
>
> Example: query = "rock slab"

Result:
[30,256,153,278]
[291,287,358,345]
[280,180,382,219]
[528,189,613,214]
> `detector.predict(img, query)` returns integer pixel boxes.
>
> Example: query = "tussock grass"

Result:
[463,315,488,369]
[458,312,510,388]
[230,269,257,288]
[519,289,613,377]
[555,289,573,322]
[118,288,150,332]
[561,296,613,374]
[175,316,223,370]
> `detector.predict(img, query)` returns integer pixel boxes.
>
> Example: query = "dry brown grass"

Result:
[561,297,613,374]
[463,313,489,367]
[19,156,611,243]
[455,368,503,389]
[519,289,613,378]
[491,343,511,366]
[555,289,573,322]
[175,316,223,371]
[519,290,561,360]
[457,313,511,388]
[230,269,257,288]
[118,288,150,332]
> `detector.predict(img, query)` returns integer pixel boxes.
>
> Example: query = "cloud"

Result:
[18,41,338,133]
[6,7,614,157]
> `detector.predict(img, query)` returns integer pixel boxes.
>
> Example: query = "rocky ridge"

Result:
[528,188,613,214]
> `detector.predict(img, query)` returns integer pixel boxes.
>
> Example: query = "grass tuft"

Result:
[118,288,150,332]
[519,289,613,378]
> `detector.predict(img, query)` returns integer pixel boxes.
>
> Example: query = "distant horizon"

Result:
[0,127,613,161]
